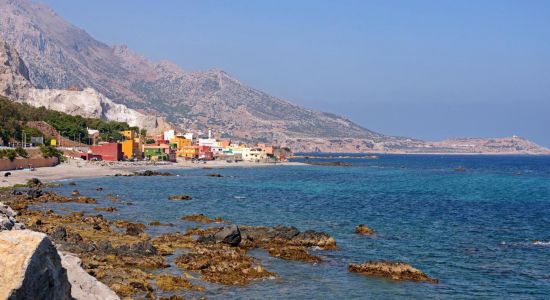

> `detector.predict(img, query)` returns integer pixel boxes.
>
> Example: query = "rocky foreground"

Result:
[0,181,437,299]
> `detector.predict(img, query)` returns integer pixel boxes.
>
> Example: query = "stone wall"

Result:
[0,157,59,171]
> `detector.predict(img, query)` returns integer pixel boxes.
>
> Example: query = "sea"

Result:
[45,154,550,299]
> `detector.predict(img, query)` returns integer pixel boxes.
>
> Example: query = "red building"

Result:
[90,143,123,161]
[199,145,214,160]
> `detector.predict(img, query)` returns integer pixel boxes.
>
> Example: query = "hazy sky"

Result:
[42,0,550,146]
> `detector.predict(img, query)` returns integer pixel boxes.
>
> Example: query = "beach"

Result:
[0,159,304,188]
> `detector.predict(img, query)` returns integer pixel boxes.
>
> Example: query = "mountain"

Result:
[0,0,388,145]
[0,0,548,154]
[0,32,167,132]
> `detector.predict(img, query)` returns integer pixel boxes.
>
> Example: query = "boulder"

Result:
[0,230,72,299]
[59,252,120,300]
[214,225,242,246]
[348,261,438,283]
[0,202,25,231]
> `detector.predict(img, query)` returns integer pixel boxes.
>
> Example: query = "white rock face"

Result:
[60,252,120,300]
[21,87,167,132]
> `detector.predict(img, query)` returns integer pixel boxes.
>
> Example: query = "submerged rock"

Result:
[168,194,192,201]
[155,274,204,292]
[305,161,352,167]
[94,207,118,212]
[355,224,375,235]
[206,173,223,177]
[133,170,173,176]
[182,214,223,224]
[348,261,438,283]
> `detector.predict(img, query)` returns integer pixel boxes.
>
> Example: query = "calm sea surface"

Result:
[46,154,550,299]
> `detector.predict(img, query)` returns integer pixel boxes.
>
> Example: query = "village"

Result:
[68,128,291,163]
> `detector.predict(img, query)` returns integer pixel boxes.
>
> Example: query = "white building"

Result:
[164,130,175,141]
[242,148,268,162]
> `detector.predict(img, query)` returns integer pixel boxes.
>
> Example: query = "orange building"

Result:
[121,139,141,160]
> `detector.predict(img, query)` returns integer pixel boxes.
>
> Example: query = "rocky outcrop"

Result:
[348,261,438,283]
[60,252,120,300]
[0,202,25,230]
[0,230,72,300]
[0,39,31,99]
[213,224,242,246]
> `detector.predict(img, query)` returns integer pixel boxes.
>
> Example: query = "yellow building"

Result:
[50,138,57,146]
[181,145,199,159]
[171,136,193,157]
[121,130,136,140]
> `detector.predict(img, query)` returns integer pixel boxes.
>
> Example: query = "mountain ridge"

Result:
[0,0,548,154]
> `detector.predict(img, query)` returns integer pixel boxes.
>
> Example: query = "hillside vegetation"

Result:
[0,96,136,145]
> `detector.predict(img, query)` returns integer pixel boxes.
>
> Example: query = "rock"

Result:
[267,245,322,263]
[59,252,120,300]
[26,188,43,199]
[26,178,42,187]
[0,202,25,231]
[126,224,144,236]
[71,190,80,196]
[214,225,242,246]
[134,170,173,176]
[304,161,352,167]
[181,214,223,224]
[206,173,223,177]
[0,203,16,218]
[51,226,68,241]
[149,221,174,227]
[355,224,375,236]
[68,182,77,186]
[114,240,157,257]
[348,261,438,283]
[94,207,118,212]
[0,230,72,299]
[95,187,104,191]
[154,274,204,292]
[168,194,192,200]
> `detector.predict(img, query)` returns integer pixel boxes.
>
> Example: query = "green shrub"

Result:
[39,145,63,159]
[15,147,29,158]
[6,149,17,161]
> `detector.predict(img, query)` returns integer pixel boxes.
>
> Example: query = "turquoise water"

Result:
[49,155,550,299]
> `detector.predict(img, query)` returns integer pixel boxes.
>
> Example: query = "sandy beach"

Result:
[0,159,305,188]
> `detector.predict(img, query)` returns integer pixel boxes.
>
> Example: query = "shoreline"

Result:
[0,159,306,188]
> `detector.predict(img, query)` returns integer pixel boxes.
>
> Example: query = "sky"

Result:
[42,0,550,146]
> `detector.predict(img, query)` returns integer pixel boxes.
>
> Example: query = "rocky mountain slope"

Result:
[0,0,387,144]
[0,34,167,132]
[0,0,548,153]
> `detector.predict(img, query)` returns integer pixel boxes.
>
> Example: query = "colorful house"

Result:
[242,148,268,162]
[90,143,123,161]
[182,145,200,159]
